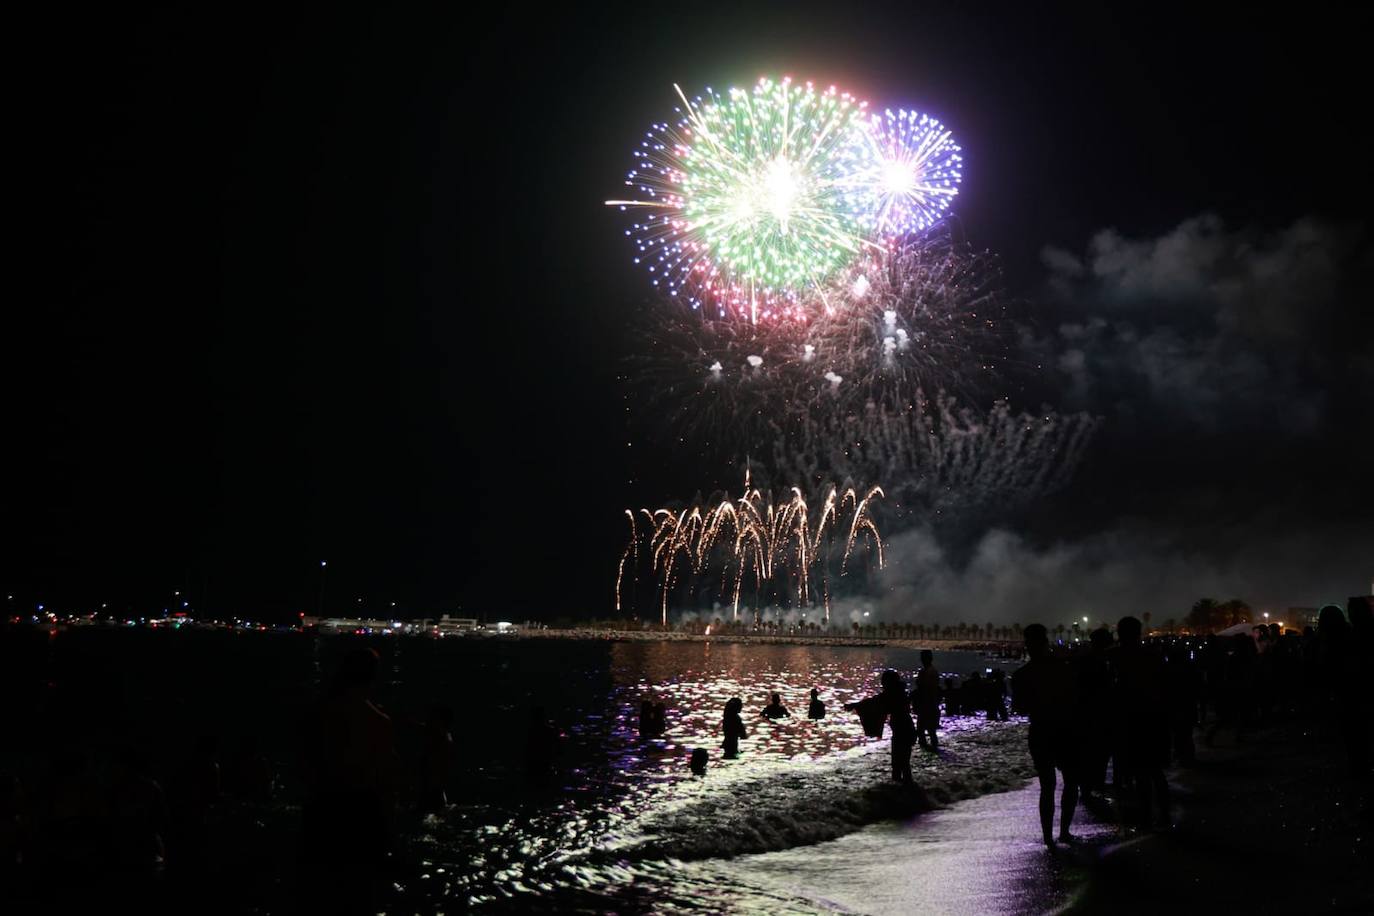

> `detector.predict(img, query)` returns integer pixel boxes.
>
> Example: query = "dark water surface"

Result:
[3,629,1034,911]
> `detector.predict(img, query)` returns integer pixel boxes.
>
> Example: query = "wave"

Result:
[589,721,1034,862]
[410,720,1034,909]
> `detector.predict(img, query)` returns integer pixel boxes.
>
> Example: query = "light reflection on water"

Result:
[402,641,1028,910]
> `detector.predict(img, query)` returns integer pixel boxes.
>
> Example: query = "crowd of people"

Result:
[685,600,1371,852]
[823,602,1372,849]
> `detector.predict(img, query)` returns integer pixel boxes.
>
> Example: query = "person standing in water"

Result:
[721,698,748,759]
[1012,624,1082,848]
[914,650,941,751]
[807,688,826,720]
[299,648,400,913]
[847,670,917,784]
[761,692,790,720]
[417,705,454,815]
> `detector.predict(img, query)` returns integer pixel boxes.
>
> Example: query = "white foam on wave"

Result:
[590,721,1033,862]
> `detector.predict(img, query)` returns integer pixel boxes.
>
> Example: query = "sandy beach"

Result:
[1067,719,1372,912]
[719,716,1373,914]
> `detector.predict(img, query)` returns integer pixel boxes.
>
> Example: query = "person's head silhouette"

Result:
[1317,604,1347,638]
[1117,616,1142,647]
[330,648,380,697]
[1023,623,1049,659]
[689,748,708,776]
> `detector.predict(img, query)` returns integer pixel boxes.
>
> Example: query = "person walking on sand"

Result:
[1012,624,1083,848]
[914,650,941,751]
[846,670,918,784]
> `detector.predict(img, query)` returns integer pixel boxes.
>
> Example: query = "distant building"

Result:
[1287,607,1320,627]
[435,615,478,635]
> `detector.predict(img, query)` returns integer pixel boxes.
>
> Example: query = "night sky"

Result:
[10,5,1371,621]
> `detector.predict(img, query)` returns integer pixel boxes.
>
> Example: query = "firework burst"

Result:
[631,230,1012,452]
[608,77,874,322]
[855,109,963,235]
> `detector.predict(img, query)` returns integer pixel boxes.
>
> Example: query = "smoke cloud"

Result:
[870,214,1374,623]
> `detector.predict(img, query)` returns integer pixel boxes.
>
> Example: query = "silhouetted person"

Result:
[638,698,667,738]
[1202,633,1226,724]
[1012,623,1082,847]
[944,679,963,716]
[807,688,826,720]
[1111,616,1171,830]
[1205,634,1256,747]
[1319,604,1369,780]
[913,650,941,750]
[526,706,560,788]
[418,705,455,814]
[987,669,1009,721]
[761,692,790,720]
[0,771,21,880]
[721,698,748,759]
[299,647,400,915]
[1077,627,1114,799]
[965,671,985,719]
[225,735,275,804]
[169,734,220,879]
[1165,644,1200,766]
[847,670,917,784]
[689,748,708,776]
[34,751,105,902]
[108,747,169,885]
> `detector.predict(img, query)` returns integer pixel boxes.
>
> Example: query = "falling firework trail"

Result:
[624,229,1096,518]
[772,391,1100,518]
[616,474,885,625]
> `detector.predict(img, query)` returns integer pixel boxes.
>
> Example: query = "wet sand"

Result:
[719,719,1371,915]
[717,781,1112,915]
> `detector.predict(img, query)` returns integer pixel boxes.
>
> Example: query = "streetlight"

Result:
[317,561,328,618]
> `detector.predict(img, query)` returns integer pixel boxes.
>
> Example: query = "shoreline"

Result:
[718,717,1372,914]
[487,627,1024,655]
[8,620,1023,656]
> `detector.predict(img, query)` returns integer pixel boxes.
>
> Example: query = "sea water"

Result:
[11,630,1035,911]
